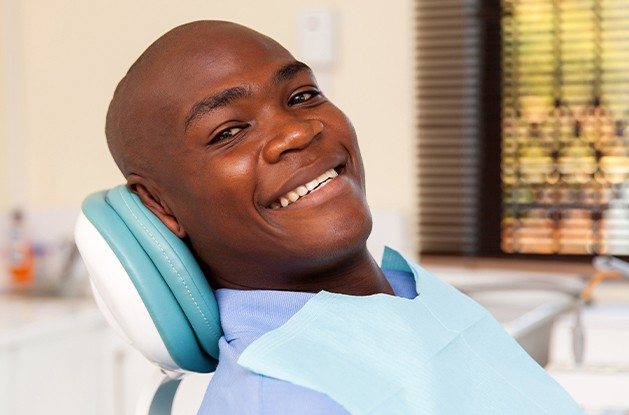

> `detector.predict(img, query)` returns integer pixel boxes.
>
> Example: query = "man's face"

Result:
[141,25,371,288]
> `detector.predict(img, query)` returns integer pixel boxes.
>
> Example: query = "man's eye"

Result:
[211,126,244,144]
[289,90,321,106]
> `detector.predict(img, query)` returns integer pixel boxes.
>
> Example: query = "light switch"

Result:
[297,10,335,68]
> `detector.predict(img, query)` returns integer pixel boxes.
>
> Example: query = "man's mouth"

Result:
[269,166,343,209]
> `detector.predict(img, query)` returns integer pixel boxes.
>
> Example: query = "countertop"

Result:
[0,292,102,347]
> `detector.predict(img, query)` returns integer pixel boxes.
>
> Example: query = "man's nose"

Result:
[261,116,324,164]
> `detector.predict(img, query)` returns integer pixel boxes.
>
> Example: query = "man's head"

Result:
[106,21,372,290]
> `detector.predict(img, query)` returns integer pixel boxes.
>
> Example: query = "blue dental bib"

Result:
[238,248,583,415]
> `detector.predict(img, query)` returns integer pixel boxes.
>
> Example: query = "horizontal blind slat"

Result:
[417,0,482,255]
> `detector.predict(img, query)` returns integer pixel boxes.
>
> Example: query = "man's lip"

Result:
[263,154,348,208]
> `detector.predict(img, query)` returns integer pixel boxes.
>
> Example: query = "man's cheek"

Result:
[222,152,255,179]
[208,191,262,240]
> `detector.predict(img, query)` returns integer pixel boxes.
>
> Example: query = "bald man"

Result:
[106,21,582,415]
[107,21,392,297]
[107,20,396,413]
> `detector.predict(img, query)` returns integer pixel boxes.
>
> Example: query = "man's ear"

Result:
[126,176,187,238]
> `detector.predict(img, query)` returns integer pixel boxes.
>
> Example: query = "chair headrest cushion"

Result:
[76,185,221,373]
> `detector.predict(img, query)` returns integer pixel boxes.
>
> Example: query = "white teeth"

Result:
[306,180,318,191]
[287,191,299,202]
[271,167,341,209]
[317,169,337,183]
[316,172,330,183]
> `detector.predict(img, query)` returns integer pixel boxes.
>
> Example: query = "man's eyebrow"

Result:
[184,62,312,131]
[184,86,252,131]
[274,61,312,84]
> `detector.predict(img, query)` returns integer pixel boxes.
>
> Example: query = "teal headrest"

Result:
[79,185,221,372]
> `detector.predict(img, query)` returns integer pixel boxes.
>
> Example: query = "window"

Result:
[417,0,629,258]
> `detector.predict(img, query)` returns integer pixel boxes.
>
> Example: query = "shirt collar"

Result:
[381,245,414,273]
[215,247,418,346]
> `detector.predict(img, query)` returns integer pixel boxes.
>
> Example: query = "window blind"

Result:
[501,0,629,256]
[416,0,483,255]
[417,0,629,258]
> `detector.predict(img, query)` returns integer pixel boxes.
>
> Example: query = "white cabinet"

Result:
[9,323,102,414]
[0,301,104,414]
[0,350,10,414]
[0,295,158,415]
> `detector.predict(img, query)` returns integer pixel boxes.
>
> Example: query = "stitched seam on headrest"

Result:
[119,188,212,332]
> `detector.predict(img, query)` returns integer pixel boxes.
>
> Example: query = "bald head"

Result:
[105,20,289,178]
[102,19,375,292]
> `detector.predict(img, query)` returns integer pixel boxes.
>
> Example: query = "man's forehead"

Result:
[136,22,294,106]
[149,23,289,78]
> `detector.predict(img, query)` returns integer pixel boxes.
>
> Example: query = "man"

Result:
[106,20,392,298]
[106,21,582,414]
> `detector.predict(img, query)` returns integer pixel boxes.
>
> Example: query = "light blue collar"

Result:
[214,246,416,348]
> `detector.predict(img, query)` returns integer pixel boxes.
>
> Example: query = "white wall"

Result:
[1,0,416,237]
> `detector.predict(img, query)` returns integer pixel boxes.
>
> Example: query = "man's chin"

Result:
[280,206,373,264]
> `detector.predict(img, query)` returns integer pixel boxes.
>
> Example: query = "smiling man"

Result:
[106,20,393,298]
[106,20,395,413]
[105,20,583,415]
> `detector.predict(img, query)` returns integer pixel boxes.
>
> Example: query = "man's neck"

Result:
[209,246,395,296]
[287,248,395,296]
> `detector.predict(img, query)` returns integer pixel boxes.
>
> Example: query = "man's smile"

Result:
[262,154,348,210]
[269,166,345,209]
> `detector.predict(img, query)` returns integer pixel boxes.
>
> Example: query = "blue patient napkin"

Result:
[238,248,584,414]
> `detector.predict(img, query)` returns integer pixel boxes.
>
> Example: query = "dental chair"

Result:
[74,185,222,414]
